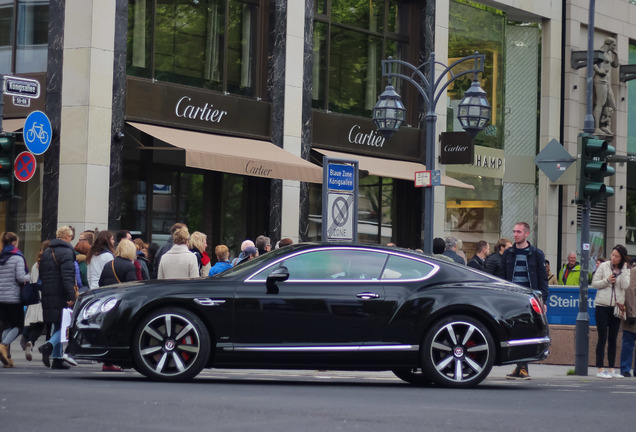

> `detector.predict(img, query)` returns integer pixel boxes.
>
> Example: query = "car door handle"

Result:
[357,292,380,299]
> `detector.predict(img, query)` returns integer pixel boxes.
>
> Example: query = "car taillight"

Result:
[530,297,544,314]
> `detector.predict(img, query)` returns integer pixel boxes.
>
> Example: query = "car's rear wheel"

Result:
[421,315,494,388]
[392,367,433,386]
[132,307,211,381]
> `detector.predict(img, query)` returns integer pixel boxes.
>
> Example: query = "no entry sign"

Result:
[14,151,37,182]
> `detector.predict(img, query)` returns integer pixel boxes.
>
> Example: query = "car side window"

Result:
[250,249,388,281]
[381,255,435,280]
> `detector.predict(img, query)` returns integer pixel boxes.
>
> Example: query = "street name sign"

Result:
[3,75,40,99]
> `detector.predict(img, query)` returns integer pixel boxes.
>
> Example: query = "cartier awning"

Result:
[315,149,474,190]
[1,118,26,132]
[128,122,322,183]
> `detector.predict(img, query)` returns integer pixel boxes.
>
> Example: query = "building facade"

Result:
[0,0,633,270]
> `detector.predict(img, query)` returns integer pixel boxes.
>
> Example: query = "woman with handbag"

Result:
[0,232,31,368]
[38,226,77,370]
[98,239,138,287]
[592,244,631,379]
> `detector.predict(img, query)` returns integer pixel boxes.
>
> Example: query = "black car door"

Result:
[232,248,389,354]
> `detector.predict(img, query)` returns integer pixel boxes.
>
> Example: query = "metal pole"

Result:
[422,54,436,255]
[575,0,595,376]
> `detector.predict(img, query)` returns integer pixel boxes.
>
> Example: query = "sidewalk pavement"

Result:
[4,339,588,380]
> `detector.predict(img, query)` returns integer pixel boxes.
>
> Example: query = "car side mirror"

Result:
[266,266,289,294]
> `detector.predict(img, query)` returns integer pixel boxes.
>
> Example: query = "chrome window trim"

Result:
[244,246,440,283]
[227,344,418,352]
[500,337,551,348]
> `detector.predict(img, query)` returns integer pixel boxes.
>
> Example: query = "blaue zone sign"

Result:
[322,158,358,242]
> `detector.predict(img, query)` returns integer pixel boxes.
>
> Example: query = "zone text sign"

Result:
[327,163,354,192]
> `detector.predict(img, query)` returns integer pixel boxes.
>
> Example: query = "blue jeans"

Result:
[620,330,636,373]
[49,323,63,359]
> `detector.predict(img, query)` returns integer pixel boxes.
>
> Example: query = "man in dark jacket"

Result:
[484,238,512,278]
[442,237,466,264]
[38,226,77,369]
[502,222,548,380]
[467,240,490,271]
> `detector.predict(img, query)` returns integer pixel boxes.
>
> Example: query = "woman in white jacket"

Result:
[86,231,115,289]
[158,226,199,279]
[591,244,631,379]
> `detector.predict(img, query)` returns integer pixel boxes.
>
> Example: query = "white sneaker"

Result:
[609,371,624,379]
[596,370,612,379]
[62,353,78,367]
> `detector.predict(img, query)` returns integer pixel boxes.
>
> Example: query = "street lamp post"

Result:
[372,53,491,253]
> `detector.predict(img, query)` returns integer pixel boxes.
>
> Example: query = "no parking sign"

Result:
[14,151,37,182]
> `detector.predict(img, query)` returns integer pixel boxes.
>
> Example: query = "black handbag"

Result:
[20,282,41,306]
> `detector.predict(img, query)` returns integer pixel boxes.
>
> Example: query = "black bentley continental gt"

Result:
[67,243,550,388]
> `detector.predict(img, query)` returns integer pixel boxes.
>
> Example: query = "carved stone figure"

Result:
[593,37,619,136]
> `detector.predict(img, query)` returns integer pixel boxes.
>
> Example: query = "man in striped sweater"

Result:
[502,221,548,380]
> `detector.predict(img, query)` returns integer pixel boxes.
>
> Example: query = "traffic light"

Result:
[576,133,615,205]
[0,132,16,199]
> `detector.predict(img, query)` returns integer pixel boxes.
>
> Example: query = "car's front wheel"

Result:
[132,307,211,381]
[421,315,494,388]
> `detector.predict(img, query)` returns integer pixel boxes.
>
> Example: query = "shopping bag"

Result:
[60,307,73,343]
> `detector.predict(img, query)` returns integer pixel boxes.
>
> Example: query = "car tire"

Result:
[392,368,434,386]
[421,315,494,388]
[132,307,211,382]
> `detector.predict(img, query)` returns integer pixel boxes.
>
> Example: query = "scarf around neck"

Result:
[0,244,29,273]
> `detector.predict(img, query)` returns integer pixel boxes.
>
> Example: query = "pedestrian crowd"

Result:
[0,223,293,372]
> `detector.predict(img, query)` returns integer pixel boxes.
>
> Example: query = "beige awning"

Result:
[315,149,474,190]
[128,122,323,183]
[1,118,25,132]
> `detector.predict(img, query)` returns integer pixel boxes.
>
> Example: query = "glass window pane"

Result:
[0,1,14,74]
[329,28,382,116]
[381,255,435,280]
[15,0,48,73]
[447,0,504,149]
[127,0,153,78]
[154,0,226,90]
[226,0,257,96]
[280,249,387,281]
[311,21,327,110]
[330,0,383,32]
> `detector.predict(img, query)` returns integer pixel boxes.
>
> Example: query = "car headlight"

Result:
[82,297,118,319]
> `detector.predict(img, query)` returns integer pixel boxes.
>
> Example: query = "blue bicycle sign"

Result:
[23,111,52,155]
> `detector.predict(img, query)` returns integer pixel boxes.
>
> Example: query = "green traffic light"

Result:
[576,133,616,205]
[0,132,16,198]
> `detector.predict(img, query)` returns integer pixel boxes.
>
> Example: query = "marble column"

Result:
[108,0,129,229]
[267,0,286,245]
[42,0,65,241]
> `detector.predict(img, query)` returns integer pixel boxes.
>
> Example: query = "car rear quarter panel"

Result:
[382,283,547,362]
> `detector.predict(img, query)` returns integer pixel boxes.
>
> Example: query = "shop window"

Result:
[0,0,49,74]
[127,0,260,96]
[447,0,504,150]
[312,0,408,117]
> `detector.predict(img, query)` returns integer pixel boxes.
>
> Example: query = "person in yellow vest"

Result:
[558,251,581,285]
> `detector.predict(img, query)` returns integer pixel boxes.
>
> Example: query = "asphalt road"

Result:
[2,358,635,432]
